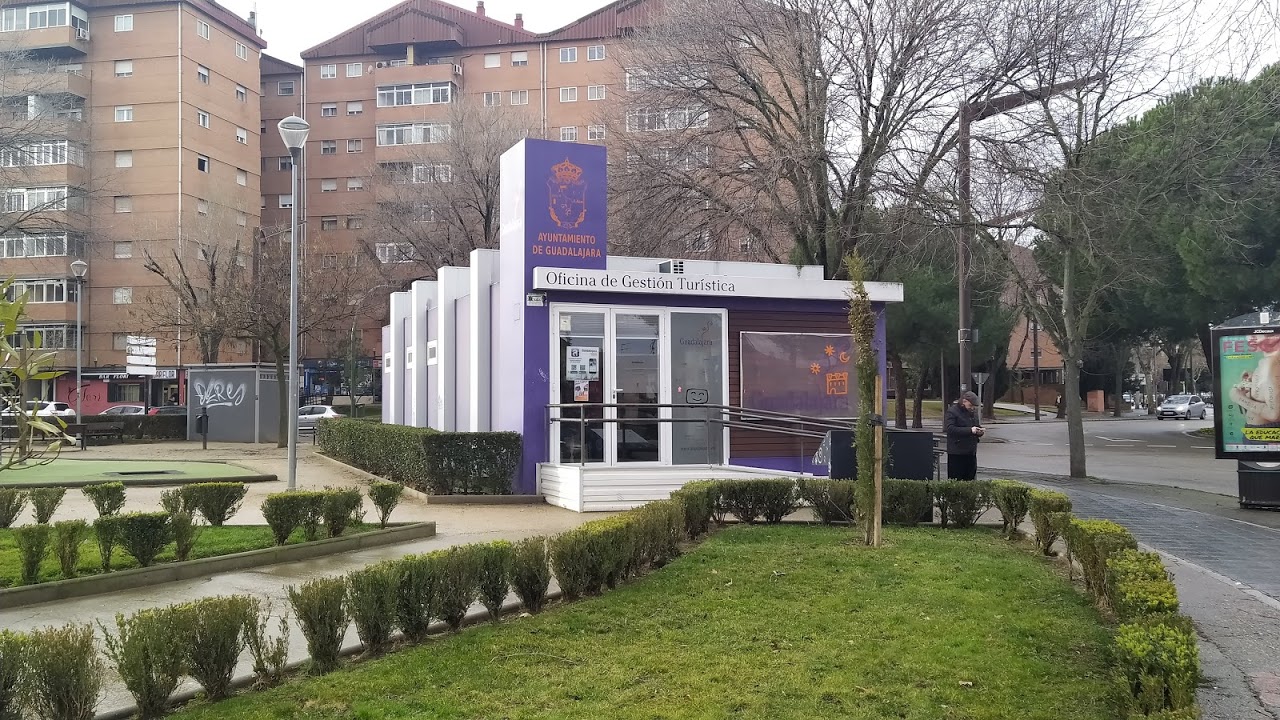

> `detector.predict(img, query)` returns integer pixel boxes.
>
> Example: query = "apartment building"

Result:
[0,0,265,411]
[259,53,302,233]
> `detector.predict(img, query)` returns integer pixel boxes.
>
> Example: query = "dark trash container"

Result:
[819,429,935,482]
[1238,461,1280,509]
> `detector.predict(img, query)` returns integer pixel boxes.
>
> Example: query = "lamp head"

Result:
[277,115,310,151]
[70,259,88,278]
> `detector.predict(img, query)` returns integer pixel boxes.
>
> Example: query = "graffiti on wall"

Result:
[193,380,247,409]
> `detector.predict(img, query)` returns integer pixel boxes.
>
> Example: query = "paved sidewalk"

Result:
[988,469,1280,719]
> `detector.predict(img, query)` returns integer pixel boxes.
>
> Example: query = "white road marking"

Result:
[1148,445,1176,448]
[1096,436,1139,442]
[1193,446,1213,450]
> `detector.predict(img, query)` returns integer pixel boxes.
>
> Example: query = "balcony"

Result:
[8,25,89,59]
[0,68,90,100]
[371,61,462,89]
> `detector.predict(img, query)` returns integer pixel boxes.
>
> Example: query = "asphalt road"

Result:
[980,414,1238,496]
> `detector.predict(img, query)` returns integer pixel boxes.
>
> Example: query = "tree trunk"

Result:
[912,369,926,429]
[891,351,907,429]
[274,348,288,449]
[1113,344,1126,418]
[1062,249,1086,478]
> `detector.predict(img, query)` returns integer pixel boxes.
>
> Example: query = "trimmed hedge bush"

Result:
[29,487,65,524]
[549,527,595,601]
[261,491,325,545]
[934,480,993,529]
[721,481,764,524]
[882,479,932,526]
[184,483,248,526]
[287,577,349,674]
[159,488,195,516]
[991,480,1032,537]
[94,516,123,572]
[1107,550,1178,621]
[435,546,481,631]
[800,479,856,524]
[1065,518,1137,600]
[100,606,188,719]
[670,482,715,538]
[13,524,51,585]
[510,536,551,614]
[476,541,514,621]
[322,488,364,538]
[368,481,404,528]
[170,511,200,562]
[318,419,432,485]
[243,600,289,690]
[393,554,437,643]
[81,414,186,440]
[53,519,88,579]
[0,630,23,720]
[80,482,126,518]
[421,432,523,495]
[1113,616,1199,715]
[0,489,25,529]
[1029,489,1073,554]
[181,596,255,701]
[346,563,398,655]
[23,623,104,720]
[117,512,173,568]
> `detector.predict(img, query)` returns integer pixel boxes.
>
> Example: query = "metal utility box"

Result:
[185,364,285,444]
[1238,461,1280,510]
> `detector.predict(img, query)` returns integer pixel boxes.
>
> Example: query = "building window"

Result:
[321,140,336,155]
[346,62,362,77]
[107,382,143,403]
[114,196,132,213]
[510,90,528,105]
[320,179,337,192]
[321,64,336,79]
[279,194,293,208]
[197,64,209,84]
[113,287,133,304]
[197,109,210,128]
[347,139,362,153]
[321,103,337,117]
[347,101,363,115]
[0,234,82,259]
[560,87,577,103]
[376,243,415,263]
[559,47,577,63]
[376,82,453,107]
[411,163,451,183]
[346,216,363,230]
[112,333,130,351]
[236,213,247,227]
[484,53,500,68]
[236,168,247,186]
[278,81,294,96]
[114,106,133,122]
[511,51,528,67]
[114,241,133,258]
[196,198,209,215]
[347,177,364,191]
[483,91,501,107]
[236,42,248,60]
[278,156,293,171]
[114,60,133,77]
[375,122,450,146]
[560,126,578,142]
[114,14,132,31]
[587,84,606,101]
[321,254,337,269]
[587,125,606,141]
[235,85,247,102]
[115,150,132,168]
[196,155,209,172]
[625,107,710,132]
[195,19,209,39]
[321,217,338,230]
[587,45,605,61]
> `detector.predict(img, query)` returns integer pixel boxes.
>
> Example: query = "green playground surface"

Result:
[0,459,263,487]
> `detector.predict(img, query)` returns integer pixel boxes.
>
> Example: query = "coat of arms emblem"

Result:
[547,157,587,229]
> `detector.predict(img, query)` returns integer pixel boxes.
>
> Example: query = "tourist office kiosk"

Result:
[382,139,903,511]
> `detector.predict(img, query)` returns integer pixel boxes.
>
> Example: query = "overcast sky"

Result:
[219,0,606,63]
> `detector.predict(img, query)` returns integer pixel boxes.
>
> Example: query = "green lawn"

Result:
[0,459,252,487]
[0,524,375,587]
[172,525,1113,720]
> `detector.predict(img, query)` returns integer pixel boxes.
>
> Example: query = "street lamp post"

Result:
[278,116,309,491]
[956,75,1104,395]
[69,259,88,423]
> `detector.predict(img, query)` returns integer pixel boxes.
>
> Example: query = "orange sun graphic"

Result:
[824,345,835,357]
[810,363,821,374]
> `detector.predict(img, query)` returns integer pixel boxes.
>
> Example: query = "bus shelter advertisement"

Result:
[1215,329,1280,459]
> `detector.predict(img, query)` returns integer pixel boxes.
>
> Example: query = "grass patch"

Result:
[0,523,377,587]
[1190,427,1214,438]
[916,400,1032,420]
[0,459,251,487]
[171,525,1113,720]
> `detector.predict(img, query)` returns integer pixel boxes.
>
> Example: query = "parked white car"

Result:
[298,405,342,428]
[1157,395,1207,420]
[1,401,75,417]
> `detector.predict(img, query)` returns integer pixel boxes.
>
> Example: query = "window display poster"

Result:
[566,347,599,381]
[1216,331,1280,458]
[573,381,590,402]
[740,332,856,418]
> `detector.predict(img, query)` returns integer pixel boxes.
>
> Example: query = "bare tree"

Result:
[364,100,537,271]
[609,0,1028,275]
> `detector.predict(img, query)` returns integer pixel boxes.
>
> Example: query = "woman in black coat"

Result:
[943,391,984,480]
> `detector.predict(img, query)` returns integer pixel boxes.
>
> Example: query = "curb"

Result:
[310,451,545,506]
[15,473,280,489]
[94,588,563,720]
[0,521,436,610]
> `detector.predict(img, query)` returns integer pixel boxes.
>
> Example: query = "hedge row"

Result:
[316,419,521,495]
[81,415,187,440]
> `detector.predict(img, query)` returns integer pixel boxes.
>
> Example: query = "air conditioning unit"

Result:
[658,260,685,274]
[375,61,388,69]
[75,27,89,40]
[452,63,463,76]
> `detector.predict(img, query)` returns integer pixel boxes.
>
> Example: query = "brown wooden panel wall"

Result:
[727,310,849,460]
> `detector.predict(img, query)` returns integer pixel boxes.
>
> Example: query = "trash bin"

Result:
[815,429,934,481]
[1238,461,1280,509]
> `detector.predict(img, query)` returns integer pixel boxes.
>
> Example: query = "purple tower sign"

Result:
[496,139,608,493]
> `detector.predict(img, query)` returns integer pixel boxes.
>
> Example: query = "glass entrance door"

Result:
[613,312,661,463]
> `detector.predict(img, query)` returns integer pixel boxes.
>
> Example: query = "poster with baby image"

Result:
[1215,331,1280,459]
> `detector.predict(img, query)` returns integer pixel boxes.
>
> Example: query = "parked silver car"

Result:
[101,404,145,415]
[298,404,341,429]
[1157,395,1207,420]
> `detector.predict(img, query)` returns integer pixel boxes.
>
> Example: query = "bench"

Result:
[65,422,126,449]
